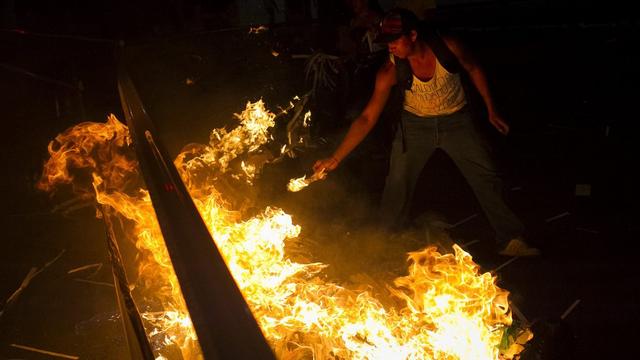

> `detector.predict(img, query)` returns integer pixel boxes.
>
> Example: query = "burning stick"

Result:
[9,344,79,359]
[287,169,327,192]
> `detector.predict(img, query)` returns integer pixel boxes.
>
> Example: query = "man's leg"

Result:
[378,112,436,230]
[440,111,524,244]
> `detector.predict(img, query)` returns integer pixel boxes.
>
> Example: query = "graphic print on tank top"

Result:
[403,57,467,117]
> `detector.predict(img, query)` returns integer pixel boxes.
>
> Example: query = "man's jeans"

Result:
[378,108,524,243]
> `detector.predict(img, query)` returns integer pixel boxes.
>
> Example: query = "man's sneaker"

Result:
[498,238,541,257]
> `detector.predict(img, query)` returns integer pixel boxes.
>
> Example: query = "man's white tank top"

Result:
[392,54,467,117]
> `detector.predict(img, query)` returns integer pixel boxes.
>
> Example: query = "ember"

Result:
[39,100,529,359]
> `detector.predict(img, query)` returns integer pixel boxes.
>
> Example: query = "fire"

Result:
[39,100,523,359]
[287,175,309,192]
[175,99,275,182]
[287,168,326,192]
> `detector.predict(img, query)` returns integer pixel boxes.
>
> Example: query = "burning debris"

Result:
[38,99,532,359]
[287,168,327,192]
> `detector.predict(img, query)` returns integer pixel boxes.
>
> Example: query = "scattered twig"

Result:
[35,250,66,277]
[67,263,103,277]
[450,213,478,228]
[52,195,94,216]
[510,186,523,191]
[9,344,79,359]
[73,278,114,288]
[560,299,581,320]
[576,227,599,234]
[492,256,520,273]
[460,239,481,248]
[0,250,66,319]
[0,268,38,319]
[0,62,80,91]
[545,211,571,223]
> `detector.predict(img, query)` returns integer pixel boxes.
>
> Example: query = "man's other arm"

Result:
[444,36,510,135]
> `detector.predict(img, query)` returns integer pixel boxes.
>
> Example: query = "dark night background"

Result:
[1,0,639,359]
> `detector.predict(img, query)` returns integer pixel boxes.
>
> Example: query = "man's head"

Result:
[375,8,420,58]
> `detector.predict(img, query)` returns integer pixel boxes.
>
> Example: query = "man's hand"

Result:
[489,113,510,135]
[313,156,340,173]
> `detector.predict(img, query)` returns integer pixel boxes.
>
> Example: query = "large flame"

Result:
[39,100,521,359]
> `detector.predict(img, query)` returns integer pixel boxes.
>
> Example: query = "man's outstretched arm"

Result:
[313,60,396,172]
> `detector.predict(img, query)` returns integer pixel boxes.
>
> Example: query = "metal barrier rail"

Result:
[117,69,274,360]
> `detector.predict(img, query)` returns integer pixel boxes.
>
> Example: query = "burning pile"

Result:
[39,99,527,359]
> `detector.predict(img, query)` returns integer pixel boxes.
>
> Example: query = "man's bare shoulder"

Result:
[376,59,397,85]
[440,34,474,66]
[441,34,464,53]
[378,58,395,73]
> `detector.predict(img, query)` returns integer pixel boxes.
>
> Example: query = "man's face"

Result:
[386,31,416,58]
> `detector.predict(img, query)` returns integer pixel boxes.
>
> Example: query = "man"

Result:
[313,8,540,256]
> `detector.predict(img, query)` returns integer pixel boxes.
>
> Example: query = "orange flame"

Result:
[39,101,522,359]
